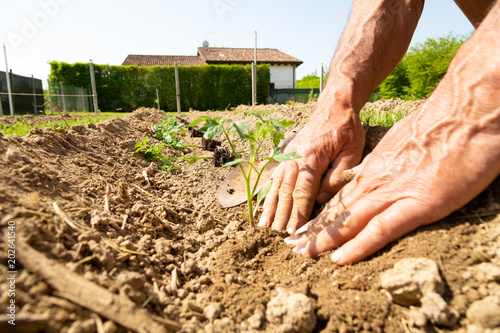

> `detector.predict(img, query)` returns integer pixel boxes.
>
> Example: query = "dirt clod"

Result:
[266,287,316,333]
[380,258,444,306]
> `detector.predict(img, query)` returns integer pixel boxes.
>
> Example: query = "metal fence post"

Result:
[174,62,181,114]
[32,75,37,114]
[3,43,14,116]
[156,88,160,110]
[89,60,99,115]
[320,63,324,94]
[60,82,67,112]
[47,79,54,115]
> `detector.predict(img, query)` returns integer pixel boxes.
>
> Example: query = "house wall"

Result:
[270,65,296,89]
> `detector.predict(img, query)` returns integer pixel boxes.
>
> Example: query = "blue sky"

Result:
[1,0,474,89]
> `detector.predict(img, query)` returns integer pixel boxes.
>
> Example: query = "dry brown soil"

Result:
[0,100,499,333]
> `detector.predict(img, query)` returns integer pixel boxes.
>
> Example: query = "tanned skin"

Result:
[259,0,500,265]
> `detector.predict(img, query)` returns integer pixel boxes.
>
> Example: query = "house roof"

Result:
[122,55,205,66]
[122,48,302,67]
[197,47,303,65]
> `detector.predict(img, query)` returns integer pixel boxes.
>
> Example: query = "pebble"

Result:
[266,287,316,333]
[469,262,500,282]
[204,302,222,322]
[380,258,444,306]
[225,274,234,285]
[466,296,500,329]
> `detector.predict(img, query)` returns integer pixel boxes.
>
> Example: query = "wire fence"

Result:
[46,81,93,114]
[0,71,95,116]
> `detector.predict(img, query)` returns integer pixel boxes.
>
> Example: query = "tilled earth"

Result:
[0,100,499,333]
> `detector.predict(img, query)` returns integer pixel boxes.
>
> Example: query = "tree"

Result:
[377,34,468,99]
[379,60,410,99]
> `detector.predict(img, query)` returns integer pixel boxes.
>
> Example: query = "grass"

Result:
[359,108,410,127]
[0,112,127,137]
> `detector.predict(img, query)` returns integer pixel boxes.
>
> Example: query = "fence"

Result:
[46,81,93,113]
[0,70,44,116]
[269,87,320,104]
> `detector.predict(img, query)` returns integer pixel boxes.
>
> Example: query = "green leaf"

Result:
[222,158,248,167]
[203,123,223,140]
[273,151,301,162]
[158,159,174,169]
[256,180,272,209]
[280,120,295,128]
[188,118,203,127]
[230,120,249,140]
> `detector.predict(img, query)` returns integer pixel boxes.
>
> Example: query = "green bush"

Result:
[49,62,270,112]
[378,34,468,100]
[296,71,327,89]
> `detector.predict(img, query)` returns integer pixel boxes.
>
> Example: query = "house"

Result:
[122,44,303,89]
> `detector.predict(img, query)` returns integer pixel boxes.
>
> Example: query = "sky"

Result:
[1,0,474,89]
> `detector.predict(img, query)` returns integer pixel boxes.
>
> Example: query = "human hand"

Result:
[284,105,500,265]
[258,105,365,233]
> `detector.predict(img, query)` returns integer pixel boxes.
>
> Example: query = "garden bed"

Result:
[0,100,499,332]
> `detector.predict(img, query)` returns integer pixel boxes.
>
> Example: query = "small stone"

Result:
[380,258,444,306]
[197,212,215,232]
[466,296,500,329]
[225,274,234,285]
[199,275,212,285]
[204,302,222,322]
[408,307,428,327]
[154,238,172,256]
[131,202,145,216]
[205,318,235,333]
[266,288,316,333]
[247,308,264,330]
[181,258,197,276]
[469,262,500,282]
[116,271,145,290]
[177,289,188,299]
[421,292,459,327]
[103,321,117,333]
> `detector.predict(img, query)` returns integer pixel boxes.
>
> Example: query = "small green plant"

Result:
[188,114,300,228]
[153,115,193,151]
[135,135,210,173]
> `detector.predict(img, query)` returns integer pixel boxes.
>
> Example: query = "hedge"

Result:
[49,62,270,112]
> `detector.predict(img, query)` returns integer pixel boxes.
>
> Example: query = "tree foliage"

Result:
[378,34,468,99]
[296,70,328,89]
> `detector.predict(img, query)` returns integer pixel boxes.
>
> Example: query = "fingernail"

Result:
[286,227,295,235]
[295,224,308,234]
[284,235,299,244]
[258,216,268,228]
[293,243,307,255]
[331,249,343,264]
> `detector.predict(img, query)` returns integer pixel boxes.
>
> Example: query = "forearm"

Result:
[319,0,424,114]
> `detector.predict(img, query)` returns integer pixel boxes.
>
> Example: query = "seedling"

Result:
[134,135,210,173]
[189,114,300,228]
[153,115,195,151]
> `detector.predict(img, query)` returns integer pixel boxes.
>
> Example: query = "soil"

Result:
[0,99,499,333]
[0,112,90,127]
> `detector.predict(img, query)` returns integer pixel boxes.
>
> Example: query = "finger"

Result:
[284,192,346,246]
[270,161,299,231]
[331,199,427,266]
[258,165,285,228]
[284,164,324,233]
[294,194,393,258]
[317,150,362,204]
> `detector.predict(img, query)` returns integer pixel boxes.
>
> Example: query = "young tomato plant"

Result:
[153,115,194,151]
[135,135,210,173]
[189,114,300,228]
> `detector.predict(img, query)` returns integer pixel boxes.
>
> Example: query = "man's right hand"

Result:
[258,103,365,233]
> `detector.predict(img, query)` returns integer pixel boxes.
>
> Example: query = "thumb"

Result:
[317,152,362,204]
